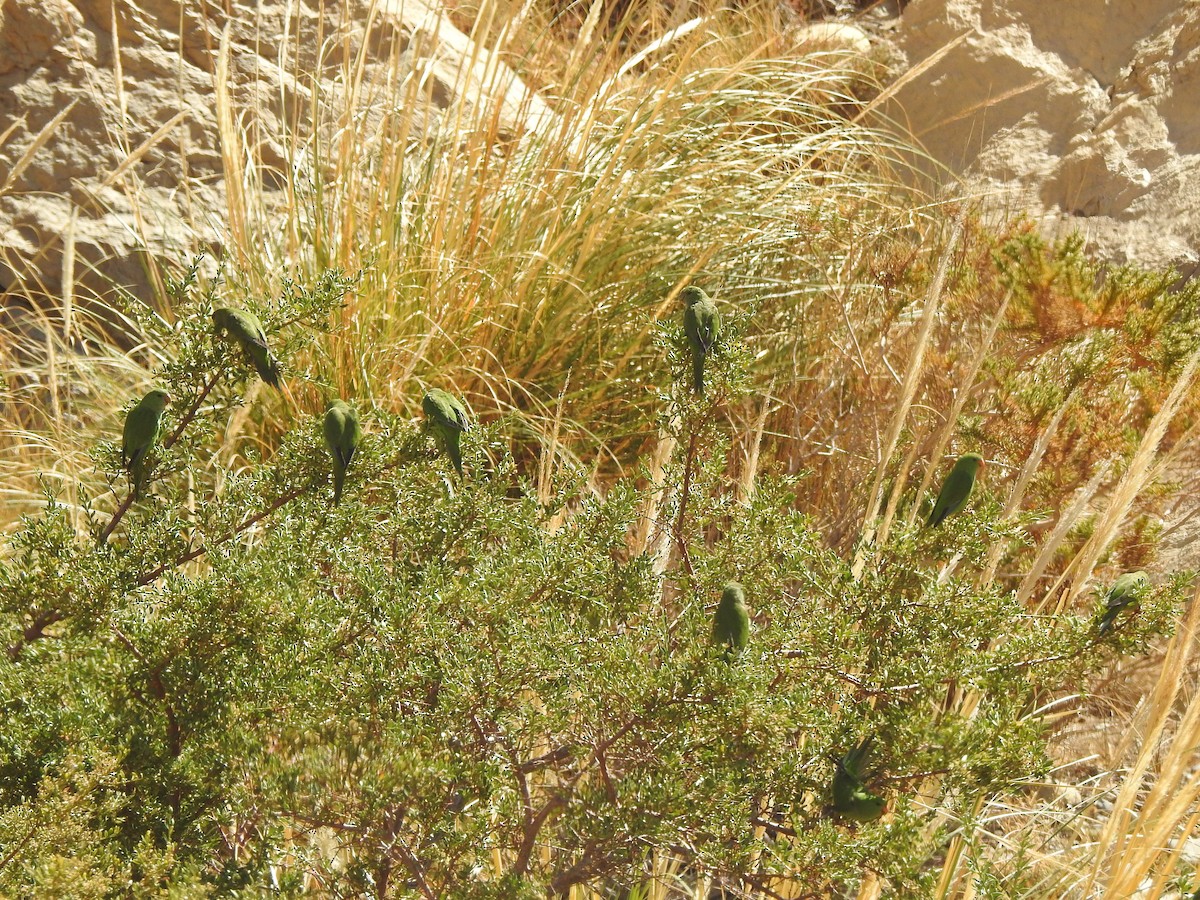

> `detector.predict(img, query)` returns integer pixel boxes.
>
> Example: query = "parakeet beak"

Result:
[164,394,173,406]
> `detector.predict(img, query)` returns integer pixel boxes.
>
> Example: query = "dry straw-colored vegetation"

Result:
[2,0,1200,897]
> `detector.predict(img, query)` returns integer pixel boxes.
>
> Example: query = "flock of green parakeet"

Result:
[116,292,1154,825]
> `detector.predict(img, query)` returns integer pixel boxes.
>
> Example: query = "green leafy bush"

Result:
[0,268,1185,898]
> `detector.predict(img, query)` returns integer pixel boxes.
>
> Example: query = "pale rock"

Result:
[889,0,1200,271]
[0,0,553,314]
[795,22,872,56]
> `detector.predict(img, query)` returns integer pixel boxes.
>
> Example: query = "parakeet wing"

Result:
[424,389,468,431]
[926,456,982,527]
[122,399,162,467]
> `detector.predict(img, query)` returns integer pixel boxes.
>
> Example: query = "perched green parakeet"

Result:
[212,306,282,388]
[925,453,985,527]
[711,581,750,658]
[682,286,721,397]
[323,399,362,505]
[830,736,887,823]
[1096,571,1150,636]
[121,388,171,499]
[422,388,471,477]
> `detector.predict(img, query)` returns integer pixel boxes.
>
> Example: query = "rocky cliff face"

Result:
[0,0,549,316]
[890,0,1200,273]
[2,0,1197,318]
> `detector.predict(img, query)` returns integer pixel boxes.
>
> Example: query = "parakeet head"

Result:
[212,307,233,331]
[958,453,985,475]
[681,286,710,307]
[144,389,172,411]
[1112,571,1150,595]
[326,398,349,412]
[720,581,746,609]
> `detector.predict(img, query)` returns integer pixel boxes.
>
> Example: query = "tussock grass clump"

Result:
[2,1,1200,897]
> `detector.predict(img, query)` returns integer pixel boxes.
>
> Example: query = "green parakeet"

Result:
[831,736,887,823]
[212,306,282,389]
[1097,571,1150,636]
[121,388,171,499]
[682,286,721,397]
[422,388,471,477]
[711,581,750,658]
[925,453,985,527]
[323,399,362,505]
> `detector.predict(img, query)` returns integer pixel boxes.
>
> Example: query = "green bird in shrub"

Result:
[682,286,721,397]
[423,388,471,478]
[212,306,282,388]
[926,452,985,527]
[121,388,171,499]
[323,399,362,505]
[711,581,750,658]
[1096,571,1150,637]
[830,736,886,823]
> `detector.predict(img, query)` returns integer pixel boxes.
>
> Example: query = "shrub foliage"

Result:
[0,265,1185,898]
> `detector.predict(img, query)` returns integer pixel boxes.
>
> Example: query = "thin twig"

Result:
[0,817,41,872]
[386,832,439,900]
[6,608,67,661]
[674,426,699,579]
[136,480,313,585]
[164,372,221,450]
[96,490,137,545]
[110,624,183,756]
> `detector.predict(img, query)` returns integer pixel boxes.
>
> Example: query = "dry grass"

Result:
[2,0,1200,896]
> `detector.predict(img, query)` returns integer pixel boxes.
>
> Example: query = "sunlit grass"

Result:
[2,0,1199,896]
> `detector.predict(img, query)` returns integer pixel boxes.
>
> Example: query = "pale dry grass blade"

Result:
[1015,459,1113,609]
[1054,345,1200,612]
[979,386,1070,587]
[538,372,570,513]
[61,210,76,342]
[0,100,79,194]
[564,0,606,76]
[0,118,22,150]
[913,76,1054,140]
[855,219,962,576]
[1082,584,1200,897]
[628,429,678,562]
[109,1,128,128]
[905,289,1012,533]
[215,24,248,271]
[737,381,774,505]
[854,32,969,124]
[878,415,928,539]
[597,15,706,97]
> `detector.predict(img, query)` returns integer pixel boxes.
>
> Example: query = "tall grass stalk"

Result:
[4,0,1200,896]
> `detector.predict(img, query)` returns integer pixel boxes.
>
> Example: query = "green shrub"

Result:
[0,268,1184,898]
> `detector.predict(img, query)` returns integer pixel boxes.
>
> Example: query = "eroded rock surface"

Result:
[890,0,1200,273]
[0,0,550,312]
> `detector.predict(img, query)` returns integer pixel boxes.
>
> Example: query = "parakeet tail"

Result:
[692,351,705,396]
[332,468,344,505]
[130,461,145,501]
[253,347,282,389]
[1097,611,1117,636]
[262,354,282,389]
[447,434,464,478]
